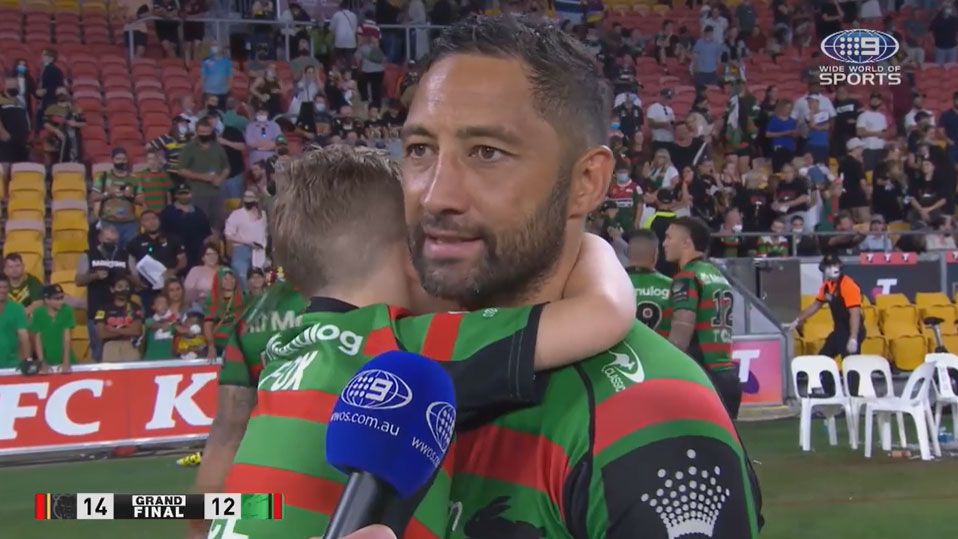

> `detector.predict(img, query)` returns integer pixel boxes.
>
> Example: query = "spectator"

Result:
[803,98,832,164]
[3,254,43,310]
[0,275,30,369]
[75,225,135,362]
[856,92,889,172]
[668,124,705,171]
[41,87,85,166]
[160,184,213,269]
[773,163,811,222]
[926,215,957,250]
[124,1,150,58]
[91,147,142,249]
[149,115,193,171]
[904,93,935,133]
[931,3,958,65]
[766,99,798,171]
[825,211,864,254]
[205,110,246,214]
[175,309,208,359]
[700,6,729,42]
[245,105,283,164]
[692,26,723,88]
[833,84,861,158]
[647,88,676,152]
[641,148,680,202]
[143,293,178,360]
[757,217,789,256]
[872,149,907,223]
[815,0,843,39]
[615,94,644,147]
[9,59,35,112]
[221,97,249,131]
[94,275,143,363]
[180,0,207,62]
[938,91,958,166]
[128,211,188,312]
[724,80,757,159]
[408,0,430,60]
[290,65,322,116]
[29,284,75,372]
[202,267,244,359]
[164,277,190,315]
[139,148,174,214]
[356,34,386,108]
[153,0,180,58]
[291,37,321,77]
[771,0,793,45]
[185,243,223,305]
[909,157,946,223]
[179,95,199,133]
[739,169,774,233]
[712,207,743,257]
[859,215,894,252]
[654,20,682,67]
[756,85,778,154]
[174,117,230,228]
[0,78,31,163]
[201,44,233,110]
[35,48,64,129]
[330,0,359,67]
[790,214,820,256]
[735,0,758,35]
[791,80,836,127]
[224,190,269,291]
[839,138,871,222]
[247,268,267,298]
[902,10,929,65]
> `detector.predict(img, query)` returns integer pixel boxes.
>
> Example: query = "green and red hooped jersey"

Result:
[661,258,735,372]
[440,321,761,539]
[210,300,543,539]
[627,267,672,336]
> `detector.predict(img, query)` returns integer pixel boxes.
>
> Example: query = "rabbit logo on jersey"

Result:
[341,369,413,410]
[819,29,901,86]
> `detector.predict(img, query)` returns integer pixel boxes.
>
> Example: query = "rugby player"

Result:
[626,228,672,335]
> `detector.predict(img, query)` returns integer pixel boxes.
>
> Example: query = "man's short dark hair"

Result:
[424,15,612,153]
[111,275,132,288]
[140,210,159,220]
[196,116,214,129]
[672,216,711,253]
[3,253,22,264]
[791,214,805,225]
[629,228,659,245]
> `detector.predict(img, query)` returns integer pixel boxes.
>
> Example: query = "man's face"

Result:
[206,96,218,109]
[771,221,784,235]
[781,165,795,182]
[100,229,119,246]
[249,273,266,291]
[402,55,570,306]
[175,190,192,204]
[662,224,689,263]
[196,123,213,139]
[3,259,22,280]
[837,217,853,231]
[142,213,160,233]
[112,280,130,298]
[726,210,741,228]
[113,153,128,170]
[146,152,161,169]
[791,218,804,233]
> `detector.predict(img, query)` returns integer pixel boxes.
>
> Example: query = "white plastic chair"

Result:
[863,362,942,461]
[925,353,958,437]
[791,355,853,452]
[842,355,903,451]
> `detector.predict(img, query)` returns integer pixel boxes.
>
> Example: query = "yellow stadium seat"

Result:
[920,305,958,331]
[3,236,42,257]
[880,305,919,329]
[52,188,86,202]
[883,319,921,339]
[50,269,74,285]
[890,336,927,371]
[52,163,86,192]
[5,228,43,247]
[862,306,880,336]
[9,163,46,197]
[53,252,83,272]
[805,338,825,356]
[861,294,872,306]
[915,292,951,309]
[793,334,805,356]
[861,336,887,357]
[875,293,910,309]
[8,192,45,221]
[72,340,91,363]
[652,4,669,15]
[52,236,88,255]
[809,306,833,325]
[802,321,832,341]
[801,294,817,309]
[71,322,88,341]
[52,212,89,234]
[60,282,85,300]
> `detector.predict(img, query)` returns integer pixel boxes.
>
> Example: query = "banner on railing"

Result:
[733,335,784,406]
[0,361,218,456]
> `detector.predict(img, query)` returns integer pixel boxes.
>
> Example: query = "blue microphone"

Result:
[324,351,457,538]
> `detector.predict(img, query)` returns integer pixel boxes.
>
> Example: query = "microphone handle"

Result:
[324,471,390,539]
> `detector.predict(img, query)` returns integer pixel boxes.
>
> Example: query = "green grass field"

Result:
[1,419,953,538]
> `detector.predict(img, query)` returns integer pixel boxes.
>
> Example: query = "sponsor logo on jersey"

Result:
[245,310,304,334]
[462,496,546,538]
[426,401,456,452]
[265,322,365,360]
[636,285,670,299]
[603,342,645,392]
[481,308,498,318]
[640,448,732,538]
[341,369,413,410]
[698,272,729,287]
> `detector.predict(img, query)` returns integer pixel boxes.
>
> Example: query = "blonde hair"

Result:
[270,146,406,295]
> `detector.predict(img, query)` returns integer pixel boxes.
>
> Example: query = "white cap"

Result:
[846,138,865,151]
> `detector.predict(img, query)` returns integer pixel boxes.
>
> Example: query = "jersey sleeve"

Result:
[669,271,700,312]
[393,304,545,429]
[815,283,828,303]
[839,278,862,309]
[218,322,256,387]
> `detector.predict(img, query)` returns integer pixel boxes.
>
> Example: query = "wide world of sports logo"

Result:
[818,29,902,86]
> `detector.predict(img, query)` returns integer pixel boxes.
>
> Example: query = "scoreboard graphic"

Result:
[35,493,283,520]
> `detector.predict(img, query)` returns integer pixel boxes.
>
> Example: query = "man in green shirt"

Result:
[626,229,672,335]
[0,275,31,369]
[171,117,230,229]
[29,284,76,372]
[3,254,44,311]
[91,147,142,249]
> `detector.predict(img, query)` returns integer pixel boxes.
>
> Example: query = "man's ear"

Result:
[567,145,614,219]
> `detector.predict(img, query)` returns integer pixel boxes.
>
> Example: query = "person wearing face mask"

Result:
[148,116,193,184]
[244,105,282,163]
[855,92,889,172]
[712,207,744,257]
[789,214,819,256]
[40,87,85,166]
[202,44,233,111]
[7,60,34,112]
[250,65,282,118]
[75,225,136,362]
[788,254,865,376]
[207,110,246,214]
[91,147,143,249]
[94,276,144,363]
[0,77,30,163]
[34,48,63,131]
[224,190,268,292]
[174,117,231,230]
[931,2,958,65]
[606,163,644,233]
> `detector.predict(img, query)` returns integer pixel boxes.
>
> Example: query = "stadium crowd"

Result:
[0,0,956,370]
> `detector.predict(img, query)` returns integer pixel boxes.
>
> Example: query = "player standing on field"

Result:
[627,229,672,335]
[662,216,742,418]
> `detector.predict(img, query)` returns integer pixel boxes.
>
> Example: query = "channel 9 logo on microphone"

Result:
[819,29,901,86]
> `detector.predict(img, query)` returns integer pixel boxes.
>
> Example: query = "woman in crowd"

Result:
[249,64,283,119]
[8,58,35,114]
[289,65,323,117]
[871,148,907,224]
[765,99,798,171]
[184,243,223,306]
[202,267,244,360]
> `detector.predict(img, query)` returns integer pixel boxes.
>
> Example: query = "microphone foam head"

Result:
[326,350,457,498]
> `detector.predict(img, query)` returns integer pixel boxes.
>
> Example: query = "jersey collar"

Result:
[306,296,358,314]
